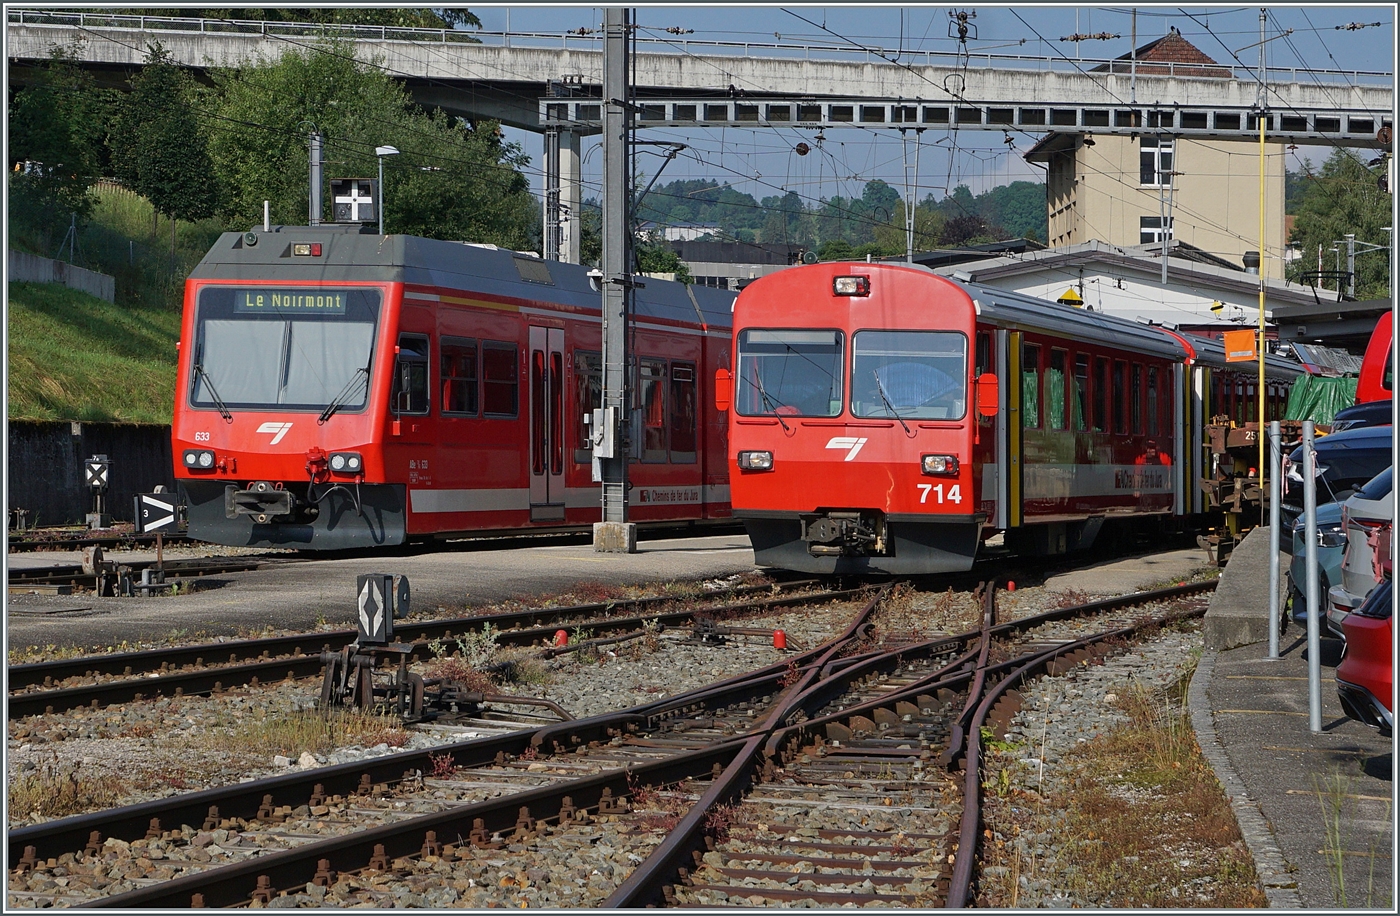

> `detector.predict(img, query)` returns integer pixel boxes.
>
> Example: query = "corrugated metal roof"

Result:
[1291,343,1365,376]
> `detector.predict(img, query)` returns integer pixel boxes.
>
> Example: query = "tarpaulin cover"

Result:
[1284,374,1358,424]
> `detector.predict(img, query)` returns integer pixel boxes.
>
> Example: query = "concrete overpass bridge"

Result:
[9,8,1393,260]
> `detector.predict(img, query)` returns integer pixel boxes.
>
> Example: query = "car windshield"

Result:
[736,329,843,418]
[850,330,966,420]
[191,287,381,412]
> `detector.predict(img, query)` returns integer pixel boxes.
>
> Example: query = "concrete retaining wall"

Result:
[8,249,116,302]
[7,421,173,527]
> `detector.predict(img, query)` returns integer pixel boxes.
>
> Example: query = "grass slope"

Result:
[7,281,180,424]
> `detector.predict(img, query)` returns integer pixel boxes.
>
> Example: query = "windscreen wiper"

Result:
[751,372,791,432]
[872,370,913,436]
[192,363,233,423]
[319,366,370,425]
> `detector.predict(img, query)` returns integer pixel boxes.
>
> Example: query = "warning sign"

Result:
[1223,329,1257,363]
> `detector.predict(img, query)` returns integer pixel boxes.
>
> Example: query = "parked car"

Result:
[1336,578,1392,737]
[1286,500,1346,626]
[1281,426,1394,532]
[1325,467,1393,637]
[1330,399,1393,432]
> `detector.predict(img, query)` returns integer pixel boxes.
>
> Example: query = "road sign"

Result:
[85,455,109,489]
[133,493,177,534]
[356,573,394,643]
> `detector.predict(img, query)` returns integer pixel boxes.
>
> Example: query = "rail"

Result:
[8,8,1392,87]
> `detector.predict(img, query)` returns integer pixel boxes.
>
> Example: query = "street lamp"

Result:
[375,145,399,235]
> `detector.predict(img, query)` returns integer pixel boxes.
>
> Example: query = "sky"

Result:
[457,4,1395,207]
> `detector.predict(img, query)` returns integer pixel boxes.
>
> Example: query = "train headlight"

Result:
[833,275,871,297]
[183,449,216,470]
[921,454,959,476]
[737,450,774,471]
[329,452,363,474]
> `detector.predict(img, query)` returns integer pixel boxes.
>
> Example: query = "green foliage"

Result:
[202,39,537,248]
[7,281,181,423]
[1286,149,1392,299]
[636,243,693,283]
[108,43,218,225]
[105,8,481,29]
[7,43,112,250]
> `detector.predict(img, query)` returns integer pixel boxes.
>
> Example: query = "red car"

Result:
[1336,578,1393,737]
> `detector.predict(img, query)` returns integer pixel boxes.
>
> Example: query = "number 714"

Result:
[917,483,962,504]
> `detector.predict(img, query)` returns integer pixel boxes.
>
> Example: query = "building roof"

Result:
[1090,28,1233,78]
[878,238,1046,270]
[934,238,1323,309]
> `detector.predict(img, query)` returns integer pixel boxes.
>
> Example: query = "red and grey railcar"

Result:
[719,261,1301,574]
[172,226,735,549]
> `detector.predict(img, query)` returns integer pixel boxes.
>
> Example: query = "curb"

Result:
[1188,648,1303,908]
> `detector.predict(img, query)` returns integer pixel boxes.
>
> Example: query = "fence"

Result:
[7,421,173,528]
[7,249,116,302]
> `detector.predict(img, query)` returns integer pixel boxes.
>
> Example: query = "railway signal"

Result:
[84,454,110,529]
[132,493,177,534]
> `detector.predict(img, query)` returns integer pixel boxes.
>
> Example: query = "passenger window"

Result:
[975,330,993,376]
[1022,343,1041,429]
[1047,349,1067,430]
[441,337,478,415]
[1093,356,1110,432]
[574,350,602,463]
[1147,366,1160,436]
[391,334,430,415]
[1073,354,1090,431]
[640,359,667,463]
[481,340,519,417]
[670,361,697,463]
[1130,364,1143,434]
[1112,359,1127,434]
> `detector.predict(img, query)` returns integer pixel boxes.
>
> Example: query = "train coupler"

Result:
[800,510,887,557]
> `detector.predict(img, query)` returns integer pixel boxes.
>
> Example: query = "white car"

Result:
[1327,468,1394,637]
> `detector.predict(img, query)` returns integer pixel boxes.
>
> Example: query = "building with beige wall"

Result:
[1028,132,1286,277]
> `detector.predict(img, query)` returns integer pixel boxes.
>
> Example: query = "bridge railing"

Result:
[8,8,1393,88]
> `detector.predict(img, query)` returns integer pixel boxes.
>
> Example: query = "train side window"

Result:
[391,334,430,415]
[482,340,519,418]
[670,361,697,463]
[1147,366,1160,436]
[1093,356,1110,432]
[1111,360,1127,434]
[1072,354,1090,431]
[574,350,602,463]
[440,337,478,415]
[1245,383,1256,422]
[640,358,668,463]
[1022,343,1041,429]
[1047,349,1067,430]
[975,331,993,376]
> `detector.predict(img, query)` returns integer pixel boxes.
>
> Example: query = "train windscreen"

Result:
[190,286,382,412]
[850,330,967,420]
[736,329,844,417]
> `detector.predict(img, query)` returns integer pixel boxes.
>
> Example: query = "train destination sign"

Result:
[233,290,347,313]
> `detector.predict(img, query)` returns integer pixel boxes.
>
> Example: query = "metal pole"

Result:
[1345,232,1356,298]
[1302,420,1322,733]
[1267,420,1281,659]
[595,6,635,552]
[377,155,385,236]
[1257,8,1268,486]
[1130,9,1137,104]
[544,125,561,260]
[309,132,322,227]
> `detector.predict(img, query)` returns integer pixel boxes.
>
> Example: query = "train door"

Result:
[528,326,565,520]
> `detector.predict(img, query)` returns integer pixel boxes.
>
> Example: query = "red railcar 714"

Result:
[172,226,735,549]
[718,262,1300,574]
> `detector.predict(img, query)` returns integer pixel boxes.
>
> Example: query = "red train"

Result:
[172,227,735,549]
[718,262,1303,574]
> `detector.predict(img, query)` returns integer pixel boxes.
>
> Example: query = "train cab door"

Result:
[528,326,566,521]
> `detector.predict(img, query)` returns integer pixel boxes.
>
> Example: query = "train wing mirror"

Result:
[714,368,733,412]
[976,372,999,418]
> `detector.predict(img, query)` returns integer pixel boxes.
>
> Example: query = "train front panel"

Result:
[727,264,984,574]
[173,280,407,548]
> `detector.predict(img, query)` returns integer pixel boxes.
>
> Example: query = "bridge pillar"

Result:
[542,127,582,264]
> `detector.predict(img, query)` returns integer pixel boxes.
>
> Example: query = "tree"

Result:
[109,43,218,240]
[636,243,692,283]
[8,43,111,249]
[1287,149,1391,299]
[203,40,537,249]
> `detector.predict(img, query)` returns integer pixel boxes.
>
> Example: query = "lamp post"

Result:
[375,145,399,235]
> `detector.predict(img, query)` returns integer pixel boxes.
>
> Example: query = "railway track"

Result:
[7,579,851,719]
[8,579,1215,907]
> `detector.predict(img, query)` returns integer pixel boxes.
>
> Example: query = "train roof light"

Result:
[833,276,871,297]
[292,242,323,257]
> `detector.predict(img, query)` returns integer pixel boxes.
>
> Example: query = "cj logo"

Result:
[825,436,869,461]
[256,422,294,444]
